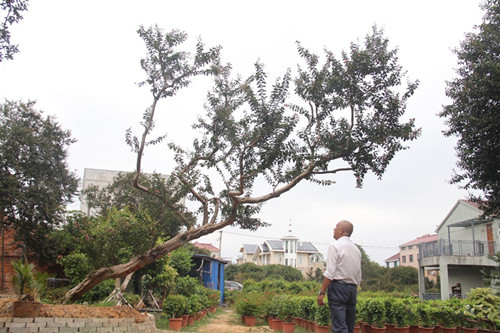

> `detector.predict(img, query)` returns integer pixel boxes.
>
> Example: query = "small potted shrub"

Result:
[435,303,458,333]
[391,298,411,333]
[234,292,263,326]
[367,298,387,332]
[315,302,332,333]
[162,294,187,331]
[416,302,435,332]
[277,296,298,332]
[11,261,47,317]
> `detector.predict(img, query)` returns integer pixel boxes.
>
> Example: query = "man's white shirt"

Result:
[323,236,362,285]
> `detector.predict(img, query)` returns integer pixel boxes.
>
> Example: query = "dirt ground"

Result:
[0,299,272,332]
[192,308,272,333]
[0,298,147,321]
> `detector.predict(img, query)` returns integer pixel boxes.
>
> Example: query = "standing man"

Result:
[317,220,362,333]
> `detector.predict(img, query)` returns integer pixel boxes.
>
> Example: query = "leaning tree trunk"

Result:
[62,216,236,303]
[105,273,134,305]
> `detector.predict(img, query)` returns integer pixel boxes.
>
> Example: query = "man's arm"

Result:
[317,277,331,306]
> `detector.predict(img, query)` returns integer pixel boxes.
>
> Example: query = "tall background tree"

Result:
[0,0,29,62]
[440,0,500,216]
[0,100,79,263]
[64,25,420,302]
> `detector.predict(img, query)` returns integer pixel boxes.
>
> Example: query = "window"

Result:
[409,245,413,249]
[285,241,289,253]
[402,256,406,263]
[291,242,294,253]
[401,247,406,251]
[409,255,413,262]
[285,258,288,266]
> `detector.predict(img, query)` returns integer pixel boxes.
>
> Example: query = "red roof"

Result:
[193,242,220,252]
[459,199,481,209]
[400,234,437,247]
[385,252,400,262]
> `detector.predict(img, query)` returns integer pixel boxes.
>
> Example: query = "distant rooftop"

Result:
[241,244,258,254]
[400,234,438,247]
[385,252,400,262]
[193,242,219,252]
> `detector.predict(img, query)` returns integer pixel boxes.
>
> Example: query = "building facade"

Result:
[418,200,499,300]
[237,234,323,276]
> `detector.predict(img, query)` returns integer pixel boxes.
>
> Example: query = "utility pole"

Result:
[219,231,222,258]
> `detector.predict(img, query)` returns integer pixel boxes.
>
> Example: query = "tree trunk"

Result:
[63,216,235,303]
[105,273,133,305]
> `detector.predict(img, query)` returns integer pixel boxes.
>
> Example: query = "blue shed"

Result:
[192,254,228,305]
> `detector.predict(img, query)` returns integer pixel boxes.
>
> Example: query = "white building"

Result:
[418,200,499,300]
[237,234,324,276]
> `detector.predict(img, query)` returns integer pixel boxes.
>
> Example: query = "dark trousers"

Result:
[327,280,357,333]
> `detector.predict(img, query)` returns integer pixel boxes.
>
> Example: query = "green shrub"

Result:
[415,301,435,328]
[276,296,299,321]
[173,276,199,297]
[298,296,316,321]
[163,294,188,318]
[390,298,411,327]
[365,297,386,327]
[234,291,264,317]
[40,286,70,304]
[80,279,114,303]
[315,301,331,326]
[57,252,91,286]
[464,288,500,330]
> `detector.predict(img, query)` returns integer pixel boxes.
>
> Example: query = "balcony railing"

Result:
[419,239,498,259]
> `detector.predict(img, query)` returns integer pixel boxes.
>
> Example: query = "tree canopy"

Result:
[440,0,500,216]
[0,0,29,62]
[0,100,79,262]
[64,25,420,302]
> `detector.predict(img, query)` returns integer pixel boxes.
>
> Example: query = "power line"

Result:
[221,230,398,249]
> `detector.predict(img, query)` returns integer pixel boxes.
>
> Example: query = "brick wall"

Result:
[0,225,23,294]
[0,315,158,332]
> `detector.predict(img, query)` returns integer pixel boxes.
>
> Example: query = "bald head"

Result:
[334,220,354,239]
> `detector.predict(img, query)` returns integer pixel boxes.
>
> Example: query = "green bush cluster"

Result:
[231,287,499,330]
[356,288,500,330]
[233,291,331,326]
[162,276,220,318]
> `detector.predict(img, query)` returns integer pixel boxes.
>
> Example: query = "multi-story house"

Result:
[384,234,439,282]
[238,234,323,276]
[418,200,499,300]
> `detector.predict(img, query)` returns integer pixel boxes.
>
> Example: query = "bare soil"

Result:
[0,298,147,322]
[192,308,272,333]
[0,299,273,332]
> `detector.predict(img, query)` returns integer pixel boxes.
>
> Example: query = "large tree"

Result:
[0,0,29,62]
[440,0,500,216]
[63,25,420,302]
[0,100,79,262]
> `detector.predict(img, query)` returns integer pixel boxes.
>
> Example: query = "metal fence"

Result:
[419,239,499,258]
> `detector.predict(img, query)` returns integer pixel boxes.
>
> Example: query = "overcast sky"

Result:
[0,1,485,265]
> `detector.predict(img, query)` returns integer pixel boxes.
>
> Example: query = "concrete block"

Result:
[25,322,47,328]
[67,321,85,328]
[12,317,34,323]
[59,327,81,333]
[5,322,26,328]
[91,318,108,323]
[37,328,59,333]
[35,317,55,323]
[54,318,74,324]
[0,318,12,323]
[80,328,98,333]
